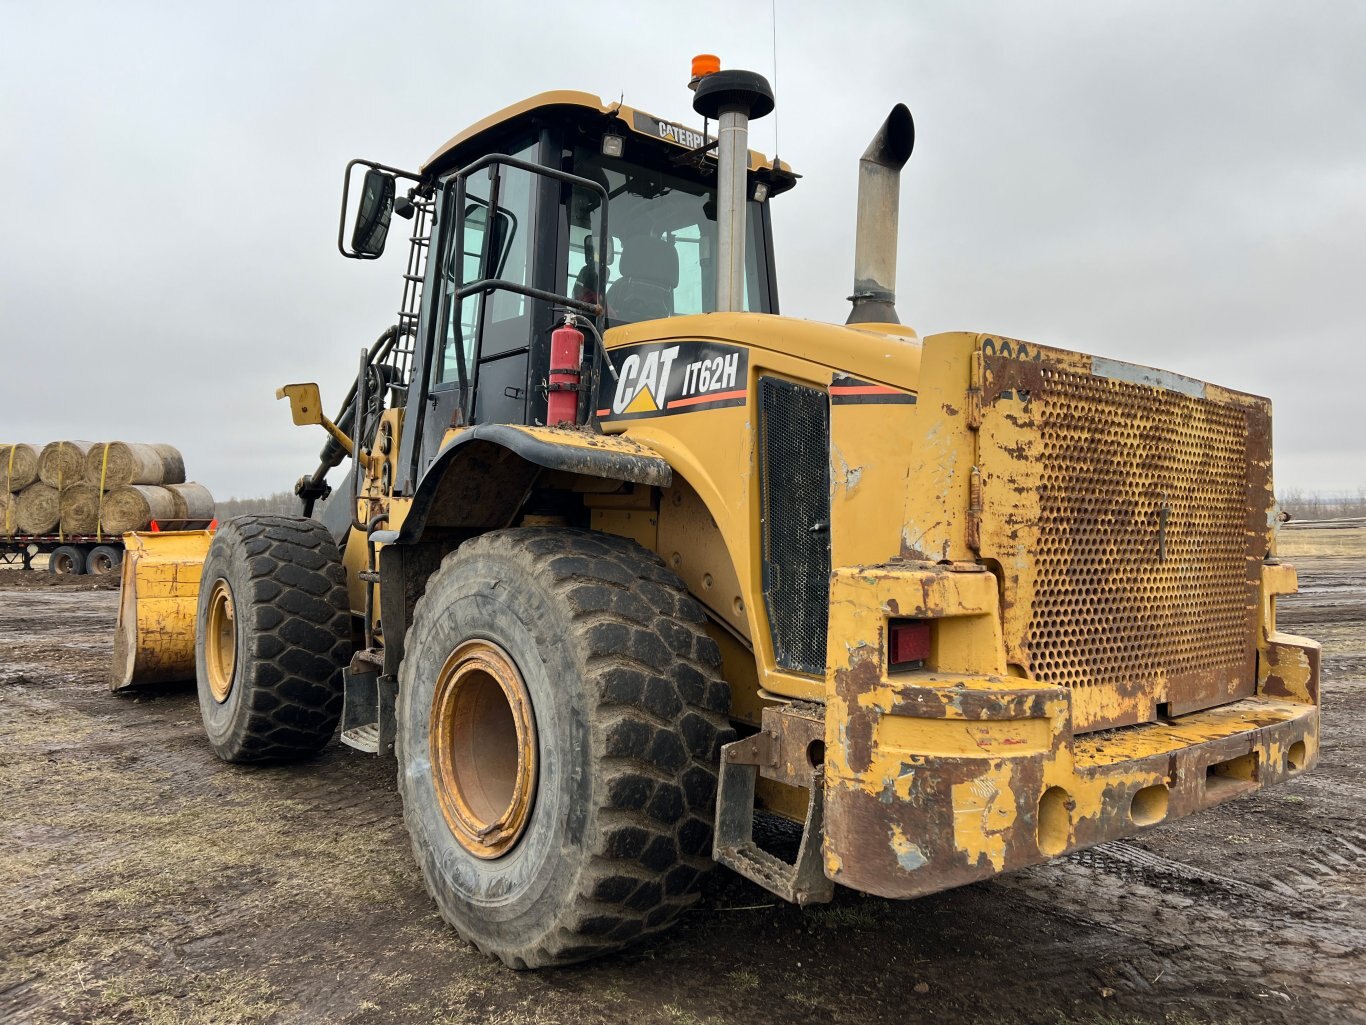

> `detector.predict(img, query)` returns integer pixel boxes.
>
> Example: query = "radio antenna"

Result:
[771,0,780,165]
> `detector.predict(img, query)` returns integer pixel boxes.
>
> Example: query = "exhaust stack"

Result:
[692,66,774,313]
[847,104,915,325]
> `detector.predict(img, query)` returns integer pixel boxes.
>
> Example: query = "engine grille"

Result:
[977,343,1271,731]
[1024,365,1255,692]
[757,377,830,676]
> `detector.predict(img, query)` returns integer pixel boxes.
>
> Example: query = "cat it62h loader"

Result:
[112,57,1320,968]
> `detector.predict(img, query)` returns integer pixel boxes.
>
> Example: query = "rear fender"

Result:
[380,424,672,676]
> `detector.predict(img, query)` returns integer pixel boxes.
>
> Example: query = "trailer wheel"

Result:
[85,545,123,575]
[397,528,732,968]
[48,546,86,575]
[195,515,350,762]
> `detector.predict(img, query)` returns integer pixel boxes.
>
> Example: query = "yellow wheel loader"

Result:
[111,59,1320,968]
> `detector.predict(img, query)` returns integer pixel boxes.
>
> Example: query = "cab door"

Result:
[419,137,541,469]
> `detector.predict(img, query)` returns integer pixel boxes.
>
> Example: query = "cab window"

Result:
[567,146,768,326]
[436,137,538,385]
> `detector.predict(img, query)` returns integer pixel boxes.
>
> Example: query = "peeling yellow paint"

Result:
[951,769,1016,872]
[879,715,1052,758]
[888,824,929,871]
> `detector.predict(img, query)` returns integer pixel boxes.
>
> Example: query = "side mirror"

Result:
[351,169,395,257]
[338,159,420,260]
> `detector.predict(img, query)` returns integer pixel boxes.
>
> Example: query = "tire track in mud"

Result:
[1000,821,1366,1016]
[1076,832,1366,914]
[1291,771,1366,801]
[1067,840,1315,910]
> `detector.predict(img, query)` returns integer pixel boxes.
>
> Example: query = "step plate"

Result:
[340,722,380,753]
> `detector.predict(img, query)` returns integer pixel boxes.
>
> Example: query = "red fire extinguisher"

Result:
[548,317,585,425]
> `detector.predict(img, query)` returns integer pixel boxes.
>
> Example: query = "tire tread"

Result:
[201,515,349,762]
[402,527,732,968]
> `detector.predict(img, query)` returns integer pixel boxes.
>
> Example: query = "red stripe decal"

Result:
[666,389,748,409]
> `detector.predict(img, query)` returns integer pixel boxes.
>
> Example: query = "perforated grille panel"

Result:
[1019,364,1256,696]
[758,377,831,676]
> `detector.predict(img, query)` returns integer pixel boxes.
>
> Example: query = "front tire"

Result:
[397,528,732,968]
[195,515,350,762]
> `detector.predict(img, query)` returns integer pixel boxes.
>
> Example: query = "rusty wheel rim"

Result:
[430,639,537,859]
[205,579,237,703]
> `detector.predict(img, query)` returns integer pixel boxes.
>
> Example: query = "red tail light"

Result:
[889,619,931,667]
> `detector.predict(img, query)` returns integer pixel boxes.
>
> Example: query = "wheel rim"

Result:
[91,553,112,574]
[429,639,538,859]
[52,552,75,574]
[205,579,237,703]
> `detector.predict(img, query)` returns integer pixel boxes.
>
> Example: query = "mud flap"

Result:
[340,654,397,755]
[713,733,834,905]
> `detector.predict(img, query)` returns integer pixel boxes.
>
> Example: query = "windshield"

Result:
[568,147,768,326]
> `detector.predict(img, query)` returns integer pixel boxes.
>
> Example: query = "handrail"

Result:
[406,152,611,489]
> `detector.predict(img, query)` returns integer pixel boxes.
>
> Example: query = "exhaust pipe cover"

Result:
[694,70,775,314]
[848,103,915,325]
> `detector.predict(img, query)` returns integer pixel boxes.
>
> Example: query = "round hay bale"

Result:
[100,485,179,535]
[16,483,61,534]
[151,444,186,485]
[84,442,167,488]
[1,444,40,492]
[0,492,15,535]
[39,441,95,489]
[166,482,216,528]
[60,483,103,534]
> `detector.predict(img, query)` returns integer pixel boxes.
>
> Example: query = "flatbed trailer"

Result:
[0,533,127,575]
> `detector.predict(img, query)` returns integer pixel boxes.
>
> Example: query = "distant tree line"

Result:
[215,491,316,520]
[1279,489,1366,521]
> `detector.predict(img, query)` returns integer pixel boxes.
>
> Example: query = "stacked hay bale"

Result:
[100,482,216,535]
[1,443,40,492]
[2,441,216,536]
[0,444,39,535]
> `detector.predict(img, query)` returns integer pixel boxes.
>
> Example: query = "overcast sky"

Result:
[2,1,1362,500]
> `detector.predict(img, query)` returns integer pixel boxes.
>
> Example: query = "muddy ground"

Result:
[1,529,1363,1025]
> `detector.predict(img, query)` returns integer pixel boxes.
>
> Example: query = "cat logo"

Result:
[597,341,749,421]
[612,345,680,415]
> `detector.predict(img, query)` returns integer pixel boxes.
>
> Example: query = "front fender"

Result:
[397,424,672,542]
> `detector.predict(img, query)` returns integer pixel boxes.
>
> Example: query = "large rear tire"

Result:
[397,528,732,968]
[195,515,350,762]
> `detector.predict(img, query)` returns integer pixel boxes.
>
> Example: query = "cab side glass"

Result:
[436,141,538,386]
[352,169,396,257]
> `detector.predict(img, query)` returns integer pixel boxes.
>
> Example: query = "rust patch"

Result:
[976,344,1271,732]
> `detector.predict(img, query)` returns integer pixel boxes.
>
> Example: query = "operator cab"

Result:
[354,93,794,485]
[417,94,792,464]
